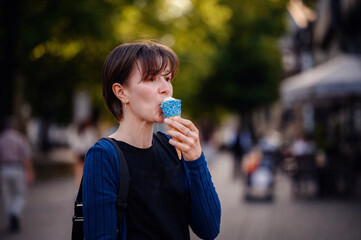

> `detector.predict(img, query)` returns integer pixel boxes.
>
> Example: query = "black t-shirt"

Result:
[114,132,190,240]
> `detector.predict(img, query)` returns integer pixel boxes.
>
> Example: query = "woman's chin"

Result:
[157,117,165,123]
[158,114,165,123]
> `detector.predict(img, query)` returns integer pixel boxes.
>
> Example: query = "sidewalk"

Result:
[1,149,360,240]
[0,147,77,239]
[0,176,76,240]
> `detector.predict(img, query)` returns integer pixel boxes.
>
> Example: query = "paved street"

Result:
[1,150,361,240]
[0,176,76,240]
[194,151,361,240]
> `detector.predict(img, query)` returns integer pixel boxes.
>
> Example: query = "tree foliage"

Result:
[16,0,117,123]
[198,0,288,118]
[1,0,288,123]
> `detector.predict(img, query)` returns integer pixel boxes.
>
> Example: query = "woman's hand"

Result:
[164,116,202,161]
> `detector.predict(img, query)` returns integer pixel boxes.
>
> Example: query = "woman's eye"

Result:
[149,77,156,82]
[165,77,171,82]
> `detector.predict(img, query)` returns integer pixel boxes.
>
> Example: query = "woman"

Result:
[82,40,221,240]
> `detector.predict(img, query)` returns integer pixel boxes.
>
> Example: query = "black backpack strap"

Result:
[72,178,84,240]
[72,138,129,240]
[74,177,83,210]
[103,137,130,235]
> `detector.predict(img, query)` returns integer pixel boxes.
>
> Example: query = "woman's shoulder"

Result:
[84,138,121,178]
[88,138,111,149]
[86,138,118,159]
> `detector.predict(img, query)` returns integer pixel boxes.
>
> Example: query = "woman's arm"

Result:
[82,141,121,240]
[185,154,221,240]
[165,116,221,239]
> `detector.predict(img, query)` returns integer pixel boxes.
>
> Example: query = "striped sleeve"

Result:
[185,153,221,240]
[82,140,120,240]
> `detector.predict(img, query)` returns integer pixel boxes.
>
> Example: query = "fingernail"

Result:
[164,119,170,124]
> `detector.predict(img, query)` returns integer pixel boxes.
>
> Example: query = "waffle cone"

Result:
[168,118,182,160]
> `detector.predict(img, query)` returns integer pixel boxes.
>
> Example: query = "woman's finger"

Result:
[164,118,192,136]
[166,129,195,144]
[172,116,198,132]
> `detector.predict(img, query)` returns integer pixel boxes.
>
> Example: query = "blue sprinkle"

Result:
[161,99,181,118]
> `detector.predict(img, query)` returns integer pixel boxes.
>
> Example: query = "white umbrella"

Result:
[281,54,361,107]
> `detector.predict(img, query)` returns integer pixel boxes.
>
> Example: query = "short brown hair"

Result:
[102,40,179,121]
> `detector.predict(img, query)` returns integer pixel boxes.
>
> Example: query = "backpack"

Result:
[71,137,130,240]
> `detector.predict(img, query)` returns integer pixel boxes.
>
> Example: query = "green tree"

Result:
[197,0,288,119]
[19,0,117,123]
[1,0,288,125]
[107,0,232,118]
[1,0,233,123]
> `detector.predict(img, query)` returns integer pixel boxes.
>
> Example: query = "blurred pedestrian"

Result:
[230,123,253,179]
[291,133,315,157]
[230,125,243,179]
[199,119,217,163]
[0,116,34,233]
[290,133,316,196]
[68,116,98,187]
[82,40,221,239]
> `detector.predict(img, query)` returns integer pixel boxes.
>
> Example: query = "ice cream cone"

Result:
[161,97,182,160]
[168,119,182,160]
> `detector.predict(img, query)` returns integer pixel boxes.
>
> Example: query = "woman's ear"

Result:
[112,83,129,104]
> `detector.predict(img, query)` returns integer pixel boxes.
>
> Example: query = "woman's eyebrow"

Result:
[162,71,172,76]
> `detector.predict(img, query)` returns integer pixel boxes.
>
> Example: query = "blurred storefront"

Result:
[281,53,361,140]
[279,0,361,197]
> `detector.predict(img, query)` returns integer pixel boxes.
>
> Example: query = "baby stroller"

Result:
[242,131,282,201]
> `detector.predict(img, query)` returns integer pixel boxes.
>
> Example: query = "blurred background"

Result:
[0,0,361,239]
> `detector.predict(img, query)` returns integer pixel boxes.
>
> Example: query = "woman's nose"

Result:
[158,76,172,94]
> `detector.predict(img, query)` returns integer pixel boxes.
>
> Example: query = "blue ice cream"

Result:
[161,97,181,118]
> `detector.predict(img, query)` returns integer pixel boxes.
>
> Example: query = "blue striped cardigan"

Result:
[82,133,221,240]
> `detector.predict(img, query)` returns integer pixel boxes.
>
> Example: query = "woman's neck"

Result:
[109,117,154,149]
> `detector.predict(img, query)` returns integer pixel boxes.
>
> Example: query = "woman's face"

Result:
[124,62,173,123]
